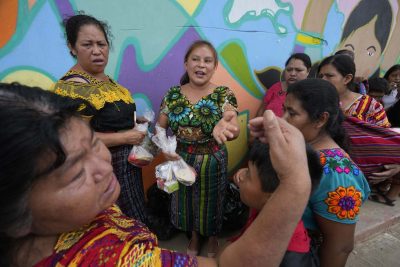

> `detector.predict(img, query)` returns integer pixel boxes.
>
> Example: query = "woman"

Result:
[256,53,311,117]
[157,40,239,257]
[318,54,390,128]
[283,79,370,267]
[384,64,400,126]
[0,82,314,267]
[53,15,147,222]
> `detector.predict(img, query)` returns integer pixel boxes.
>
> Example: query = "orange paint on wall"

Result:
[28,0,36,9]
[0,0,18,48]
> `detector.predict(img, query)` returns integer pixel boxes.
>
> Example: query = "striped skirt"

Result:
[170,142,228,236]
[109,145,147,224]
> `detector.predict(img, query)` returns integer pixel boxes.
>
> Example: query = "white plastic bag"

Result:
[128,110,155,167]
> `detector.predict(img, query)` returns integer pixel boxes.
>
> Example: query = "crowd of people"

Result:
[1,13,400,267]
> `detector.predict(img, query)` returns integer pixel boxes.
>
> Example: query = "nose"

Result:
[91,147,113,183]
[92,44,101,55]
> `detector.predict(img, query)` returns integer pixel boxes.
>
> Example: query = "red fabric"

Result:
[230,209,310,253]
[343,116,400,179]
[263,82,286,117]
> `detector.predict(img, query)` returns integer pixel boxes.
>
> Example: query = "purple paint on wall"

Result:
[293,44,305,53]
[117,27,202,108]
[54,0,75,20]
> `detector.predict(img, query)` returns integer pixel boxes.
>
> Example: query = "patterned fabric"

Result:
[303,148,370,231]
[110,145,147,223]
[344,95,391,128]
[263,82,286,117]
[53,71,146,222]
[343,117,400,179]
[161,86,238,236]
[35,205,197,267]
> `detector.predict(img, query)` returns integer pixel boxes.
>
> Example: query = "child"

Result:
[232,140,322,267]
[368,77,389,104]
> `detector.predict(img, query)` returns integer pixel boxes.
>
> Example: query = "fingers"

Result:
[262,110,286,148]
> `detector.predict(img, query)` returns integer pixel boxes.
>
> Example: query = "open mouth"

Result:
[195,71,206,77]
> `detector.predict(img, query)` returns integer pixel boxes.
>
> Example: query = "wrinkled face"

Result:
[28,118,119,235]
[318,64,351,96]
[284,58,310,85]
[185,45,217,86]
[387,69,400,89]
[283,94,320,143]
[70,24,109,76]
[338,16,382,78]
[234,163,269,211]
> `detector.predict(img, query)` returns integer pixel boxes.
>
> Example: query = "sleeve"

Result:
[160,92,170,115]
[159,248,198,267]
[309,167,368,225]
[222,87,238,113]
[367,98,391,127]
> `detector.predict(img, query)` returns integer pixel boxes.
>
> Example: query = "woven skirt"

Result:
[170,142,227,236]
[109,144,147,224]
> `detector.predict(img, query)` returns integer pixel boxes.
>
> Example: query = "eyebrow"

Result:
[367,46,376,52]
[344,44,355,50]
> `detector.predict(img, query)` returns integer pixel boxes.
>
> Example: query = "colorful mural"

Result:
[1,0,399,184]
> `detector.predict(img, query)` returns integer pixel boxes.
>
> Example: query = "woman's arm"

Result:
[95,130,145,148]
[315,215,355,267]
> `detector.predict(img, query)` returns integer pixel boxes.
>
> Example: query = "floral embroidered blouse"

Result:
[302,148,370,230]
[160,86,238,143]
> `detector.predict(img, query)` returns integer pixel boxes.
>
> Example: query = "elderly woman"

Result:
[53,14,147,222]
[0,82,312,267]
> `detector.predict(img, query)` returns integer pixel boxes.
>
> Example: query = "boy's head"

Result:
[235,140,322,211]
[368,77,389,103]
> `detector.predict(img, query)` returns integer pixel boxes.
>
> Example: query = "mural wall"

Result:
[1,0,399,183]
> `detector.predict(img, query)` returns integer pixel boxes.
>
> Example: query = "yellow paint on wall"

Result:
[225,112,248,173]
[176,0,201,15]
[2,70,54,90]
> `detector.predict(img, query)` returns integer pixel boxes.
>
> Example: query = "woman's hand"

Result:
[121,129,146,145]
[369,164,400,184]
[213,111,239,144]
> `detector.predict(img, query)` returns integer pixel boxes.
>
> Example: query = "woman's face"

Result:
[339,16,382,78]
[284,58,310,85]
[318,64,351,96]
[70,24,109,76]
[28,118,119,235]
[185,45,217,87]
[283,94,320,143]
[387,69,400,89]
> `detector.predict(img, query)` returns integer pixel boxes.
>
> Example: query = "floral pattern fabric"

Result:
[35,205,197,267]
[302,148,370,230]
[161,86,238,141]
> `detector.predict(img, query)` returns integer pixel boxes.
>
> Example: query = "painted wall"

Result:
[1,0,399,184]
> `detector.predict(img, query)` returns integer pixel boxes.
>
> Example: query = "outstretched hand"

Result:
[213,111,239,144]
[369,164,400,184]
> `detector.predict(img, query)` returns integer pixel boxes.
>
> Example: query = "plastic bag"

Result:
[152,124,196,193]
[128,110,155,167]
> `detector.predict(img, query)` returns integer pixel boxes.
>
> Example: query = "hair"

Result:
[341,0,392,54]
[64,13,112,57]
[285,53,312,69]
[248,140,322,194]
[0,83,82,266]
[180,40,218,85]
[318,54,356,90]
[287,78,350,150]
[368,77,389,95]
[334,49,355,61]
[383,64,400,81]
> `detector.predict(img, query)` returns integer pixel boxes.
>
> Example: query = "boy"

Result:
[368,77,389,104]
[232,140,322,267]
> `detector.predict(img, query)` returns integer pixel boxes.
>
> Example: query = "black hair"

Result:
[368,77,389,95]
[285,53,312,69]
[341,0,392,53]
[384,64,400,81]
[64,13,112,57]
[334,49,355,61]
[248,140,322,194]
[318,54,356,91]
[287,78,350,151]
[180,40,218,85]
[0,83,82,266]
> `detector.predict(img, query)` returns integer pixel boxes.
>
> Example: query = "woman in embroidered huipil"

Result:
[283,79,370,267]
[53,14,147,223]
[157,40,239,257]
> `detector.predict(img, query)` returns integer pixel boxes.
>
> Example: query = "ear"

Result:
[68,43,76,56]
[343,74,353,85]
[315,111,329,129]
